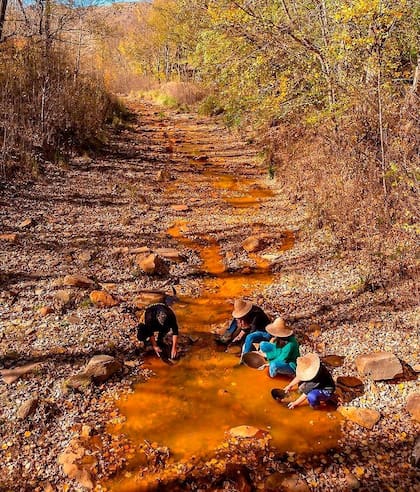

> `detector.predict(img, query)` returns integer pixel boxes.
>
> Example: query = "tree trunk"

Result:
[0,0,8,41]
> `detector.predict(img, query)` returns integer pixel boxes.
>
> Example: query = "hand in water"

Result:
[171,347,178,359]
[153,346,162,357]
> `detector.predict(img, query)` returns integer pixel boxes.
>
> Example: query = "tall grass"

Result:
[0,38,118,178]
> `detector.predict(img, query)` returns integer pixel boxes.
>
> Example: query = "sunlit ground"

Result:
[106,124,341,490]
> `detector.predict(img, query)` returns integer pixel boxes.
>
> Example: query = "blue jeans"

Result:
[242,331,272,354]
[268,360,295,378]
[307,389,334,408]
[226,318,237,335]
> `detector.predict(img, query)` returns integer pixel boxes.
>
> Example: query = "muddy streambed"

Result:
[106,126,341,490]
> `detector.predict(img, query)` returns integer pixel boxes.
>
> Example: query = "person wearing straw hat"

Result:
[283,353,336,409]
[255,318,300,377]
[216,298,270,346]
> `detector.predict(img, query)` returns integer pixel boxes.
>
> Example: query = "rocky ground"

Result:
[0,100,418,491]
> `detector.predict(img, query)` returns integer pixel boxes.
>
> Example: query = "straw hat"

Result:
[296,353,321,381]
[232,299,253,318]
[265,317,293,338]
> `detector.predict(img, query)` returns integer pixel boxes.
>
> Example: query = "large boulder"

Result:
[355,352,403,381]
[136,253,169,276]
[406,393,420,422]
[338,406,381,429]
[83,355,122,383]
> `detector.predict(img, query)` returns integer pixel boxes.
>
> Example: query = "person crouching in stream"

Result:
[284,353,336,409]
[136,302,179,360]
[216,298,271,348]
[256,318,300,377]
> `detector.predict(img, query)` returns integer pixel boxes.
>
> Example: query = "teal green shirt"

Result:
[264,336,300,370]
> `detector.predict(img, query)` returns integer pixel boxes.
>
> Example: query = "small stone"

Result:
[124,360,139,368]
[58,439,94,489]
[265,472,309,492]
[38,306,53,316]
[338,406,381,429]
[54,290,73,305]
[229,425,265,438]
[355,352,403,381]
[130,246,150,254]
[171,204,190,212]
[337,376,364,388]
[65,374,92,391]
[344,471,360,489]
[17,397,38,420]
[0,363,42,384]
[242,236,264,253]
[406,393,420,422]
[19,218,34,228]
[89,290,118,308]
[411,363,420,373]
[77,251,92,263]
[0,233,17,242]
[322,355,345,367]
[81,425,92,438]
[154,248,183,261]
[63,275,95,288]
[136,253,169,276]
[156,170,172,181]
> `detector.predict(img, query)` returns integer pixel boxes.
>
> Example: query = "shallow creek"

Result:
[107,124,341,490]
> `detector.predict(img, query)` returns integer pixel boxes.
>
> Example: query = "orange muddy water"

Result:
[106,119,341,491]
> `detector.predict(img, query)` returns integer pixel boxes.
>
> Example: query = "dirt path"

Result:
[0,101,418,491]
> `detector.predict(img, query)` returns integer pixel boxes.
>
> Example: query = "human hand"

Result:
[153,345,162,357]
[171,346,178,359]
[288,400,298,409]
[232,330,244,343]
[257,364,268,371]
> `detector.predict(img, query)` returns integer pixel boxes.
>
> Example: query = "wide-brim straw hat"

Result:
[266,317,293,338]
[296,353,321,381]
[232,299,253,318]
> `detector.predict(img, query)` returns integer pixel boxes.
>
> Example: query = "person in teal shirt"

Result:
[258,318,300,377]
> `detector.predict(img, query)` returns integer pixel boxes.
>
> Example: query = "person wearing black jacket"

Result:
[216,298,270,346]
[283,353,336,409]
[136,303,179,359]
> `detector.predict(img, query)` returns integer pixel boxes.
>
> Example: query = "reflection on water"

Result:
[106,122,340,491]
